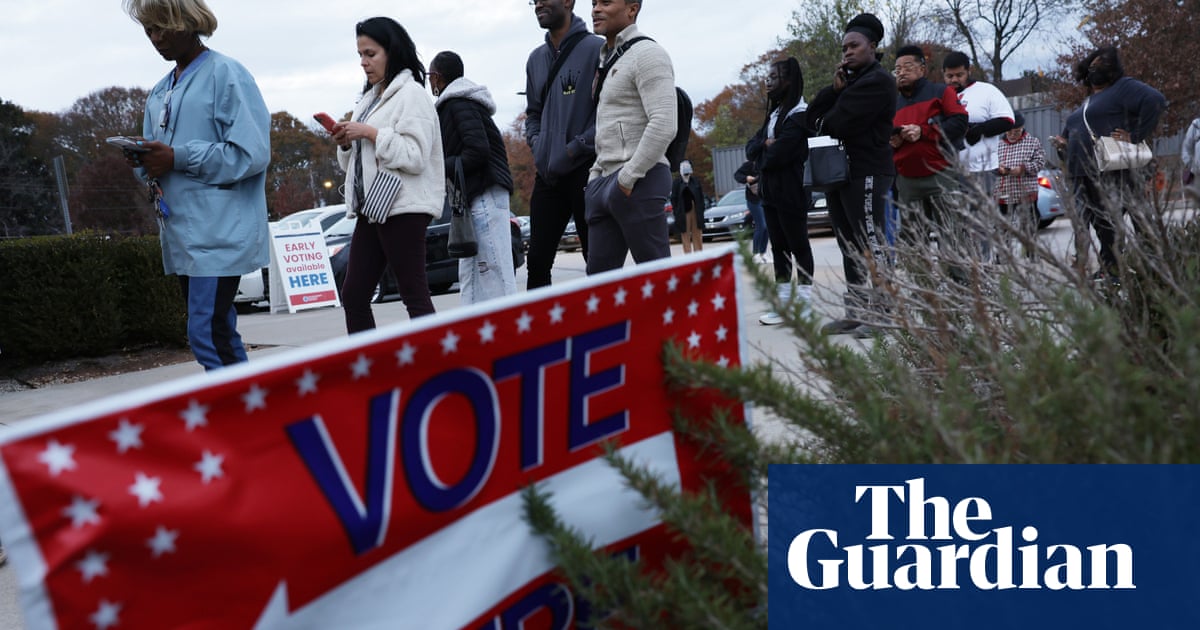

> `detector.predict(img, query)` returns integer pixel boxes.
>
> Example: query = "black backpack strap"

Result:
[593,36,653,106]
[540,31,589,104]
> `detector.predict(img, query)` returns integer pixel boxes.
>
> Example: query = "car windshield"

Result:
[325,216,357,238]
[715,190,745,207]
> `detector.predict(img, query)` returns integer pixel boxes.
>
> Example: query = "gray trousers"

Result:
[584,163,672,275]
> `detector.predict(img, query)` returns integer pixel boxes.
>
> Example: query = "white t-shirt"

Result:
[956,81,1015,172]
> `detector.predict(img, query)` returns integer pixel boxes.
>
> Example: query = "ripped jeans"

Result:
[460,184,517,304]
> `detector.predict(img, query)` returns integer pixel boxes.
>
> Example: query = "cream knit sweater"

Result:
[590,24,677,191]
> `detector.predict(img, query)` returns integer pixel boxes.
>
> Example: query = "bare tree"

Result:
[937,0,1077,81]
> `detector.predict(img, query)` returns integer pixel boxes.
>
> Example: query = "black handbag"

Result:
[804,134,850,192]
[446,157,477,258]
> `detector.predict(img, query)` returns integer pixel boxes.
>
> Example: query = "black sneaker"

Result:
[821,319,861,335]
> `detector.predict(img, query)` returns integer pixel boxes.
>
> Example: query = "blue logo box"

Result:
[767,465,1200,629]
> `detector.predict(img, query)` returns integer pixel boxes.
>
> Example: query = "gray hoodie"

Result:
[523,14,604,184]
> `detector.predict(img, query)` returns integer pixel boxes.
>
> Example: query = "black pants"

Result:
[342,213,435,333]
[827,175,892,299]
[1074,170,1146,273]
[762,192,813,284]
[526,165,590,289]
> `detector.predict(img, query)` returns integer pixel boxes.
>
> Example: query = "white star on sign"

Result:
[90,599,122,630]
[688,331,702,348]
[687,300,700,317]
[667,275,680,292]
[147,526,179,558]
[351,354,373,379]
[396,342,417,366]
[516,311,534,333]
[641,280,655,299]
[692,269,704,285]
[441,330,461,354]
[76,549,110,583]
[63,495,101,529]
[108,419,144,454]
[296,370,320,396]
[712,263,725,279]
[662,308,676,325]
[586,294,601,313]
[614,287,628,306]
[38,439,77,477]
[717,356,731,368]
[180,400,209,432]
[711,293,727,311]
[716,325,729,342]
[129,472,163,508]
[194,451,225,484]
[242,384,268,412]
[548,303,565,324]
[478,320,497,343]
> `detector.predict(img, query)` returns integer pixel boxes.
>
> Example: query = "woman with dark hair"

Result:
[332,17,445,332]
[428,50,517,304]
[745,57,812,326]
[1051,45,1166,282]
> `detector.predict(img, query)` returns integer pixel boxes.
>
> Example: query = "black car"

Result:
[329,208,526,301]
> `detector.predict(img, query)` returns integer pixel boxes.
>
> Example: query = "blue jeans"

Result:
[460,185,517,304]
[178,275,246,370]
[747,198,768,254]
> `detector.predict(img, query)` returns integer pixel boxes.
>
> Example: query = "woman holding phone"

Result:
[331,17,445,332]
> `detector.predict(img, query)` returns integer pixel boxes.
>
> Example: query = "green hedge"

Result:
[0,233,186,368]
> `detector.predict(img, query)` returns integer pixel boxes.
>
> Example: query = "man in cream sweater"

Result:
[585,0,676,274]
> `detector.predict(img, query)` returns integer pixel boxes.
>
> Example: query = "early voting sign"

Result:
[0,248,752,629]
[769,465,1200,629]
[269,221,339,313]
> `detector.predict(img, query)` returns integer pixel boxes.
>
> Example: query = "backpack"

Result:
[594,36,693,172]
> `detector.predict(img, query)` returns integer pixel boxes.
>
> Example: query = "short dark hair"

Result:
[896,45,925,64]
[431,51,464,83]
[943,51,970,70]
[356,17,426,91]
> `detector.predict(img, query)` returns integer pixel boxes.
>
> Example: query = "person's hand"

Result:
[745,175,757,184]
[619,183,633,197]
[765,138,776,147]
[1049,135,1066,150]
[901,124,921,143]
[1110,128,1131,143]
[1185,170,1195,186]
[135,140,174,178]
[889,134,903,149]
[332,121,377,147]
[833,62,848,92]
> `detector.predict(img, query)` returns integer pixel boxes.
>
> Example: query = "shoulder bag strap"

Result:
[1082,97,1097,140]
[540,31,589,104]
[593,36,652,106]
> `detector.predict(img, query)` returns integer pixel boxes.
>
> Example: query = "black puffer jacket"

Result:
[745,102,809,208]
[434,77,513,203]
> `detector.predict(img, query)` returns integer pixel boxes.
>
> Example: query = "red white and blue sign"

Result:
[0,248,753,629]
[768,464,1200,629]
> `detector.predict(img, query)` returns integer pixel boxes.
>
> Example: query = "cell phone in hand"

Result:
[106,136,149,152]
[314,113,337,134]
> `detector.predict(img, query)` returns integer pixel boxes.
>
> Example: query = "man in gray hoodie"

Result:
[524,0,604,289]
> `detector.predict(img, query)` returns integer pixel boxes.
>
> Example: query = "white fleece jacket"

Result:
[337,69,445,220]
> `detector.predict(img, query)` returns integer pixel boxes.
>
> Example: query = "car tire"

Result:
[1037,217,1055,230]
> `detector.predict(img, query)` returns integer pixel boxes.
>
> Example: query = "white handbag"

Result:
[1084,98,1153,172]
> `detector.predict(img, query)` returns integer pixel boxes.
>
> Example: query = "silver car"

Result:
[1035,169,1065,229]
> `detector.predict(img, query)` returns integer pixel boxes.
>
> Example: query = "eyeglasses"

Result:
[893,62,924,75]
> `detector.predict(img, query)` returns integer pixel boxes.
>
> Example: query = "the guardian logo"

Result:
[787,478,1135,591]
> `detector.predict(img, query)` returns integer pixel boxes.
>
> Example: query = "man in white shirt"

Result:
[943,51,1014,189]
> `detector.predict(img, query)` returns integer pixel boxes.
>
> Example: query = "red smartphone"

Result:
[313,112,337,134]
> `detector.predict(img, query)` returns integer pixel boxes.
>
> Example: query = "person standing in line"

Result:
[1050,46,1166,282]
[1181,116,1200,205]
[805,14,897,336]
[943,51,1014,194]
[994,112,1046,251]
[585,0,675,274]
[429,51,517,305]
[670,160,705,253]
[734,159,770,264]
[122,0,270,370]
[524,0,604,289]
[332,17,444,332]
[746,57,812,326]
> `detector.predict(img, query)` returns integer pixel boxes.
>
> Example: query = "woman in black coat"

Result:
[430,51,516,304]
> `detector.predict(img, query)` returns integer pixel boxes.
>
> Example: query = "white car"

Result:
[234,205,347,309]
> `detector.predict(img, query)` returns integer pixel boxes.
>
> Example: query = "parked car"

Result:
[234,205,347,309]
[701,189,832,241]
[559,220,580,252]
[330,209,526,302]
[510,212,531,252]
[1035,168,1065,229]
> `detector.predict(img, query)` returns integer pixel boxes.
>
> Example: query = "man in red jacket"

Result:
[890,45,968,250]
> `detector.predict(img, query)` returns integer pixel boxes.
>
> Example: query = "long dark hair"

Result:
[765,57,804,133]
[356,17,426,91]
[1074,45,1124,86]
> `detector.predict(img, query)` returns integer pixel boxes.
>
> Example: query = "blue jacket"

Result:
[1061,76,1166,179]
[141,50,271,277]
[523,15,604,184]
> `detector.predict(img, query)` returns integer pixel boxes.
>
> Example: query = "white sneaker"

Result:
[759,311,784,325]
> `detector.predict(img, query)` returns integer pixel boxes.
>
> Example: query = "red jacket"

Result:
[893,79,968,178]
